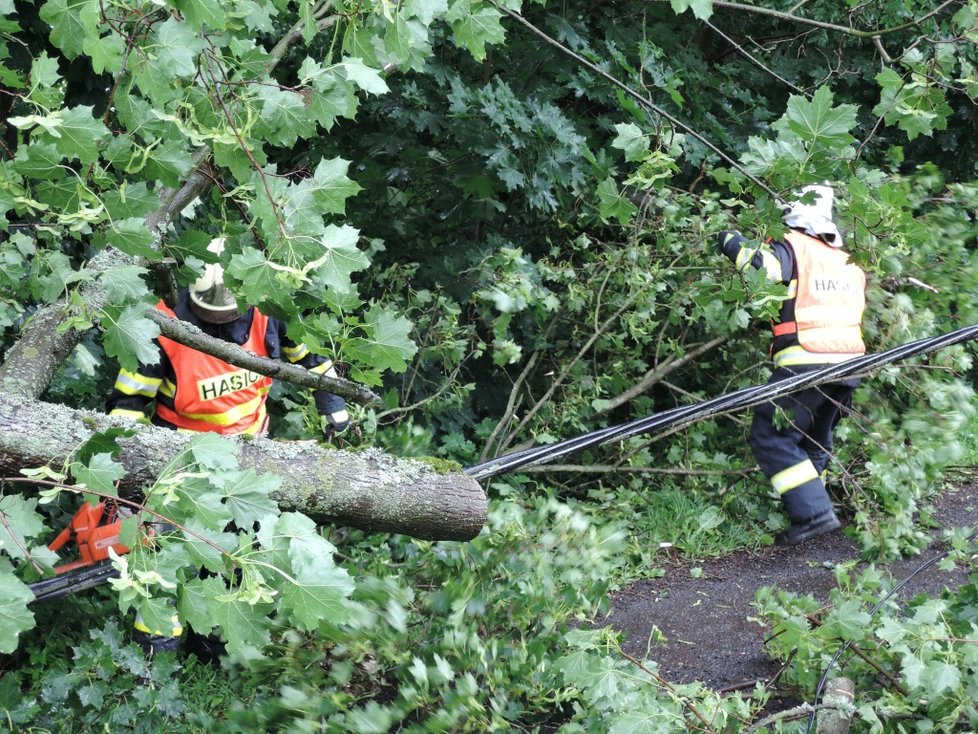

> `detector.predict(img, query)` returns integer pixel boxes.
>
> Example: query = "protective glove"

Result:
[716,230,740,253]
[326,409,350,434]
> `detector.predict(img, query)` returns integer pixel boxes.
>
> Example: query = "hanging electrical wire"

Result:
[466,323,978,479]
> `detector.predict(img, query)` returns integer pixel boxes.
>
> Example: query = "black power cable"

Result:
[465,323,978,480]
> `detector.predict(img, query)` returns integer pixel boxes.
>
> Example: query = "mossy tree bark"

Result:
[0,394,487,542]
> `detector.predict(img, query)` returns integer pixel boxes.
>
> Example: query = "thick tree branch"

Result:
[149,310,379,405]
[0,394,486,541]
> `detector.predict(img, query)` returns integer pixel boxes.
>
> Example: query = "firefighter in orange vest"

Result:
[106,239,349,653]
[107,245,349,437]
[717,184,866,545]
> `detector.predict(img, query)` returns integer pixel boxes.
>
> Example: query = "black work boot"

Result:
[775,509,841,546]
[133,630,182,656]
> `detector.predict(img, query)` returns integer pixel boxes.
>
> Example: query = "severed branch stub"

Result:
[817,677,856,734]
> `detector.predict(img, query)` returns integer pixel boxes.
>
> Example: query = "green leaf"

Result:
[873,70,951,141]
[134,596,180,641]
[670,0,713,20]
[104,217,159,259]
[100,304,161,372]
[383,16,416,61]
[214,470,281,528]
[339,58,390,96]
[170,485,233,532]
[172,0,227,31]
[13,142,65,181]
[38,0,99,60]
[590,656,627,701]
[82,32,125,74]
[70,452,125,497]
[822,599,871,642]
[280,563,354,630]
[299,0,316,42]
[901,652,926,691]
[341,24,381,68]
[30,51,60,89]
[447,2,505,61]
[34,251,86,302]
[226,247,289,304]
[344,305,418,373]
[187,433,239,472]
[611,123,649,162]
[256,512,355,629]
[924,661,961,698]
[149,17,204,78]
[309,224,371,295]
[0,496,47,559]
[75,426,135,464]
[774,86,857,149]
[307,81,359,131]
[99,265,151,303]
[610,709,675,734]
[101,181,161,220]
[257,86,317,147]
[596,177,637,225]
[741,136,809,176]
[141,138,195,188]
[179,518,234,571]
[280,161,361,242]
[0,571,36,654]
[405,0,449,25]
[181,576,274,653]
[308,157,363,215]
[50,106,110,164]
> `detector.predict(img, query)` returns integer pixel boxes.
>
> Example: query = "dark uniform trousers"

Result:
[750,367,857,522]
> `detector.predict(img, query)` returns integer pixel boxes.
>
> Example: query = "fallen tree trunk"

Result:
[0,394,487,541]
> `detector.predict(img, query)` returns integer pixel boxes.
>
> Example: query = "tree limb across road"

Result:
[0,394,487,542]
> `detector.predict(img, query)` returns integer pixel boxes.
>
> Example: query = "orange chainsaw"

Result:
[47,501,132,574]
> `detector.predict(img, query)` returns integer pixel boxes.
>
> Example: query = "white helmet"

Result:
[189,238,239,324]
[782,183,843,248]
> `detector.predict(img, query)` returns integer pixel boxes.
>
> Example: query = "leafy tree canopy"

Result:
[2,0,978,729]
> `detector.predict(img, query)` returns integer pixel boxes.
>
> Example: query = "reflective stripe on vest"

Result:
[153,301,273,435]
[776,231,866,356]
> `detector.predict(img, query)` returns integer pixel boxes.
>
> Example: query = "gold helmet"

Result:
[189,238,239,324]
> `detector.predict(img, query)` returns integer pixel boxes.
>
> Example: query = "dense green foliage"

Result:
[2,0,978,730]
[754,529,978,732]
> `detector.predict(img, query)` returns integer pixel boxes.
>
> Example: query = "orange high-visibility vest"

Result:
[153,302,273,435]
[772,231,866,355]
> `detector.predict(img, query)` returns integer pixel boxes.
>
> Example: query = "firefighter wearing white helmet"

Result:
[109,237,350,436]
[716,184,866,546]
[106,237,351,654]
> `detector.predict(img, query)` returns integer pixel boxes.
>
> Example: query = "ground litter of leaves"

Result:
[602,483,978,696]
